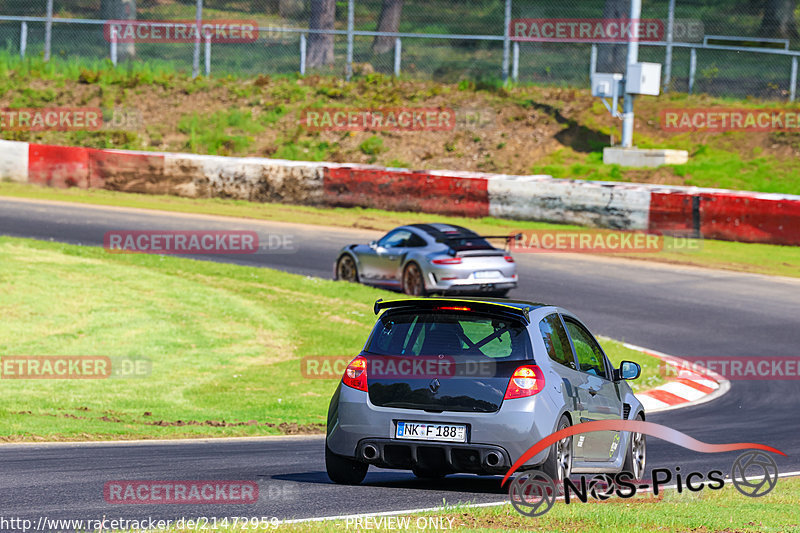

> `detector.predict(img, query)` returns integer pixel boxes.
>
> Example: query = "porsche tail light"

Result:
[431,257,463,264]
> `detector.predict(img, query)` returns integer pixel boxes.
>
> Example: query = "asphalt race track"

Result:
[1,197,799,524]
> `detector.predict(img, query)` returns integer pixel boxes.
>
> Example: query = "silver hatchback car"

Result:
[325,297,646,485]
[334,224,518,297]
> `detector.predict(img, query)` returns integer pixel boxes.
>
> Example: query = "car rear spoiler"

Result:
[436,233,522,254]
[373,298,531,323]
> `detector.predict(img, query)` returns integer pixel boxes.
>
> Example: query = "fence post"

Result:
[502,0,511,83]
[346,0,354,81]
[590,43,597,78]
[192,0,203,79]
[512,41,519,82]
[110,26,118,66]
[300,33,307,75]
[791,56,798,102]
[393,37,401,77]
[20,21,27,59]
[688,47,696,94]
[663,0,675,91]
[44,0,53,61]
[204,33,211,76]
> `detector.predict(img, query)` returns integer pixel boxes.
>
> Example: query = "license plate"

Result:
[474,270,502,280]
[396,421,467,443]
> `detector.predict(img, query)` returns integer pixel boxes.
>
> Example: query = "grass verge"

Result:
[2,182,800,279]
[0,237,660,442]
[275,477,800,533]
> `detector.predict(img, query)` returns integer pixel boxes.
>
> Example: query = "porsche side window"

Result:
[564,319,607,378]
[539,314,576,370]
[379,230,412,248]
[405,233,427,247]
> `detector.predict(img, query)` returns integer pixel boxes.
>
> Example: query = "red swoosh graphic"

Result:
[501,420,785,486]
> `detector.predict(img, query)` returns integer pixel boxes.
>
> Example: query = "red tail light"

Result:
[342,356,368,392]
[434,306,471,311]
[431,257,462,264]
[504,255,515,263]
[504,365,545,399]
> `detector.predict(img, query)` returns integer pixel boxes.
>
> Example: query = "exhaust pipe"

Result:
[484,451,501,468]
[362,444,379,461]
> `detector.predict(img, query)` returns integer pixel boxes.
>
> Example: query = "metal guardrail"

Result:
[2,13,800,101]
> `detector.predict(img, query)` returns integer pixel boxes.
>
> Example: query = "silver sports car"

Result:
[333,223,518,297]
[325,297,646,485]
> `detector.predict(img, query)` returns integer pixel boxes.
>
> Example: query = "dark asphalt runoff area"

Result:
[1,196,798,525]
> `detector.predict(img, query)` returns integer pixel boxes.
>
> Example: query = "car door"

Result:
[537,313,589,461]
[562,316,623,462]
[358,229,410,285]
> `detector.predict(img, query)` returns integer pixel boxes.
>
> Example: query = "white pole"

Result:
[590,43,597,78]
[393,38,401,77]
[20,21,27,59]
[621,0,641,148]
[512,41,519,82]
[502,0,511,83]
[663,0,675,92]
[111,27,118,66]
[204,33,211,76]
[192,0,203,78]
[44,0,53,61]
[300,34,307,75]
[346,0,354,80]
[790,56,797,102]
[688,47,696,94]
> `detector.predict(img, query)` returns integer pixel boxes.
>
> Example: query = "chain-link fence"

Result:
[2,0,800,101]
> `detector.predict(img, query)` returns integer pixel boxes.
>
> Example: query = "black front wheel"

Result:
[336,254,359,283]
[326,445,368,485]
[623,414,647,480]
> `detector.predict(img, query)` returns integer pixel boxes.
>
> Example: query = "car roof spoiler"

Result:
[373,298,531,323]
[435,233,522,254]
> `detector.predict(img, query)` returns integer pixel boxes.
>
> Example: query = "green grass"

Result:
[273,477,800,533]
[0,236,659,442]
[2,182,800,280]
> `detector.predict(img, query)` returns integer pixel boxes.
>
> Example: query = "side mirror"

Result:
[369,240,378,249]
[617,361,641,380]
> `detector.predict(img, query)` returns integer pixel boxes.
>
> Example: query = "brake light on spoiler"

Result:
[504,365,545,399]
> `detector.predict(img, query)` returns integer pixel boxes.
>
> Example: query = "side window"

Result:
[539,314,576,370]
[406,233,427,247]
[564,319,607,378]
[379,230,412,248]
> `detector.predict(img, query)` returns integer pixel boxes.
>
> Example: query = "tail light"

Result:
[431,257,462,265]
[504,255,515,263]
[342,356,368,392]
[504,365,545,399]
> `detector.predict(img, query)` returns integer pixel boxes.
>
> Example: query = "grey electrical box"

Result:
[591,73,623,98]
[626,62,662,95]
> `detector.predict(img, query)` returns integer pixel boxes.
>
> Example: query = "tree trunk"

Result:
[308,0,335,68]
[760,0,798,38]
[372,0,403,54]
[279,0,304,19]
[596,0,627,73]
[102,0,136,61]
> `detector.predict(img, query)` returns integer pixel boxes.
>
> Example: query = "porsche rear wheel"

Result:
[402,263,426,296]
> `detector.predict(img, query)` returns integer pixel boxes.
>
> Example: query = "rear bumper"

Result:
[327,384,561,472]
[355,438,511,474]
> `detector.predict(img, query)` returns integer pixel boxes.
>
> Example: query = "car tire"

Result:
[541,414,572,484]
[412,466,447,479]
[623,414,646,480]
[402,263,427,296]
[336,254,359,283]
[326,445,368,485]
